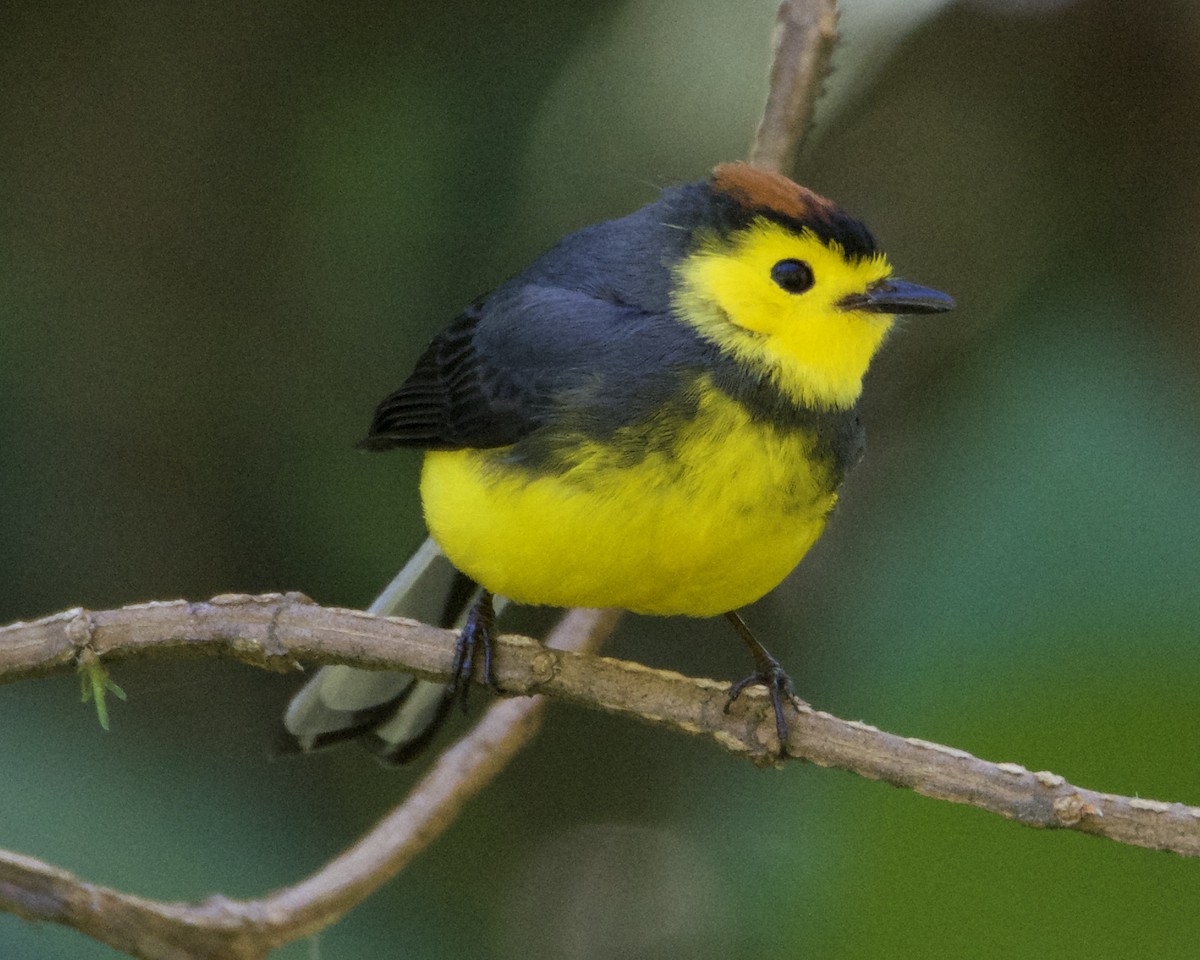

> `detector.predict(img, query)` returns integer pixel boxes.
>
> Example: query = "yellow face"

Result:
[672,218,896,409]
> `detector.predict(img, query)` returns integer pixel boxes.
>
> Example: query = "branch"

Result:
[12,5,1147,959]
[749,0,840,174]
[3,596,1199,862]
[0,601,621,959]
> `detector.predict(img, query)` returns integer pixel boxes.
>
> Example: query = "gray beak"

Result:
[839,279,955,315]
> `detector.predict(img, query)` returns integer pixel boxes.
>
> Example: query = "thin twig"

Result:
[1,596,1198,864]
[750,0,840,174]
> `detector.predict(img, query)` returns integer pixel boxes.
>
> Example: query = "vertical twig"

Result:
[750,0,840,175]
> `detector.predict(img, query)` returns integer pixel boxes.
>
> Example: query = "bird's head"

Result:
[671,163,953,410]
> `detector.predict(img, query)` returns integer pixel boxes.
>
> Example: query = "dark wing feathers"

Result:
[360,304,539,451]
[361,282,695,453]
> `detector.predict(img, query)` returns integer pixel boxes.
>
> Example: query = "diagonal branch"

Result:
[2,595,1198,865]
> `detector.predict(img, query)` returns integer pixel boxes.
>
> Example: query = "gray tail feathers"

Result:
[279,538,500,765]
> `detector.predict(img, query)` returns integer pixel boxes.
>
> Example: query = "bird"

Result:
[282,162,953,763]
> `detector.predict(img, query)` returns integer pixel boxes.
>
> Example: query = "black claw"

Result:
[723,611,800,757]
[725,657,796,753]
[444,590,498,712]
[481,624,501,694]
[724,674,758,707]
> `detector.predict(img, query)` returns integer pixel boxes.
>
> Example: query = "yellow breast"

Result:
[419,382,840,617]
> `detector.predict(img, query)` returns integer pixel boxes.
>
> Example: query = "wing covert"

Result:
[360,303,538,451]
[360,283,701,453]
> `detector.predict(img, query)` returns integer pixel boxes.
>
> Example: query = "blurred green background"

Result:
[2,0,1198,957]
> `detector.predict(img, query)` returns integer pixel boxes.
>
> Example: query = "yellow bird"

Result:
[283,163,953,761]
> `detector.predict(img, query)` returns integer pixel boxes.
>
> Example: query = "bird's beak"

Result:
[839,279,955,315]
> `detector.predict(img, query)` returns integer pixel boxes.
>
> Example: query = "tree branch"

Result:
[3,595,1199,866]
[0,601,620,959]
[12,5,1167,959]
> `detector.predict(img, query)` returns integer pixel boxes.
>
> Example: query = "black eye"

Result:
[771,258,814,294]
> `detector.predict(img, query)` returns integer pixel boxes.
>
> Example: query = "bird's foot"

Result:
[724,655,801,757]
[445,590,501,710]
[723,611,802,758]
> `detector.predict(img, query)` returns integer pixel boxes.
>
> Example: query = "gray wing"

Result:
[361,282,703,452]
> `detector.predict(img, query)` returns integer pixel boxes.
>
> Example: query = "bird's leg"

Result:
[723,610,800,755]
[445,589,500,711]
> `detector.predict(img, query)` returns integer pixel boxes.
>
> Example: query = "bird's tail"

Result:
[279,537,496,765]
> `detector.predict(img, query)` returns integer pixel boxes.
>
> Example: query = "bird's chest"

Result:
[635,394,837,520]
[421,387,845,615]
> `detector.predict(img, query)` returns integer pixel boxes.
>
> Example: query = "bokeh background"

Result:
[2,0,1199,957]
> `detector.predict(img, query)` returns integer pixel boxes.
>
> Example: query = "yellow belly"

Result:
[420,388,839,617]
